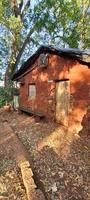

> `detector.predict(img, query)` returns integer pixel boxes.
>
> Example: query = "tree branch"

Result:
[21,0,30,20]
[11,0,20,17]
[12,26,37,74]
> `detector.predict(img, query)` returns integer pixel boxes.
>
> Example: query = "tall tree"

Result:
[0,0,90,85]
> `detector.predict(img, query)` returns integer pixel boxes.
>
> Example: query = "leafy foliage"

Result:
[0,81,14,107]
[0,0,90,83]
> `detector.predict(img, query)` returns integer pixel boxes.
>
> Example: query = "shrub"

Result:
[0,82,14,107]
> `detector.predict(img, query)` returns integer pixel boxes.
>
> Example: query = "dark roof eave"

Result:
[11,45,90,80]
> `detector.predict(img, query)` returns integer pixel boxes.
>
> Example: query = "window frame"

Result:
[28,83,36,99]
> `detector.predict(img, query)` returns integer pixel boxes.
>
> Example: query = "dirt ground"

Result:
[0,110,90,200]
[0,122,27,200]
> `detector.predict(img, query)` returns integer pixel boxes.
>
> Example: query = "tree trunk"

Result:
[5,0,32,86]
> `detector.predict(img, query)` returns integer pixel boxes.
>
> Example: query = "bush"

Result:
[0,82,14,107]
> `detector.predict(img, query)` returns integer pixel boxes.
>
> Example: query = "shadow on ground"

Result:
[0,110,90,200]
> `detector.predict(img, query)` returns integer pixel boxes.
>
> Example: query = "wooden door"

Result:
[56,80,70,126]
[13,95,19,109]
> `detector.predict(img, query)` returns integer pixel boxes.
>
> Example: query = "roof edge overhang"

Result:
[11,45,90,81]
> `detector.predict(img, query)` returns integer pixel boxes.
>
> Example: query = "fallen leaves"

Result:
[0,111,90,200]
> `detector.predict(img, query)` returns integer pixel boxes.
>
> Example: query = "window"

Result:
[29,84,36,99]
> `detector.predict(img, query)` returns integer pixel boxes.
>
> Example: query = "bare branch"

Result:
[12,26,38,74]
[21,0,30,20]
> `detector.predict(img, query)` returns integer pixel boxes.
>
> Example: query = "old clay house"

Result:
[12,45,90,134]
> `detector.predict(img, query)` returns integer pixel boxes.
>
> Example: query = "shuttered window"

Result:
[29,84,36,99]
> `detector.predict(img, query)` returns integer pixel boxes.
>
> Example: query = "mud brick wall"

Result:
[19,53,90,133]
[19,54,70,120]
[69,63,90,133]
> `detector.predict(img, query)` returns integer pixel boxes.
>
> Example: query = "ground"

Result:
[0,110,90,200]
[0,122,27,200]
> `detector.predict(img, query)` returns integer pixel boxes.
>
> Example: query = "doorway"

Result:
[56,80,70,126]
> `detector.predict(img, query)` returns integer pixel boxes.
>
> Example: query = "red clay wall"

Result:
[19,54,90,133]
[69,62,90,133]
[19,54,70,120]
